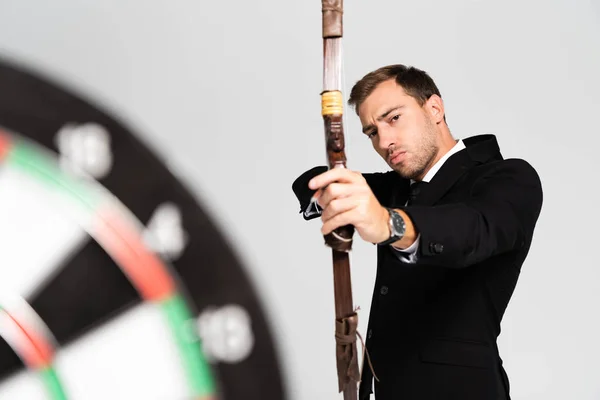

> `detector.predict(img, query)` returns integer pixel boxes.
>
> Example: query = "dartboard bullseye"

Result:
[0,58,286,400]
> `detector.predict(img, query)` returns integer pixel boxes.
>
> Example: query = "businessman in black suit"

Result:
[293,64,543,399]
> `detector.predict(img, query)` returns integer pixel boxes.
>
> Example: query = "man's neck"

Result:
[415,138,464,183]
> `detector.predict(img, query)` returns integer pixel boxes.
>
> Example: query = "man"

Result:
[292,64,543,399]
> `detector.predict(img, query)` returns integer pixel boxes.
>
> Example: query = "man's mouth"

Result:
[389,151,406,165]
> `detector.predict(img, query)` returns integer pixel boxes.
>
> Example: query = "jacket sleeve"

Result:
[401,159,543,268]
[291,167,400,220]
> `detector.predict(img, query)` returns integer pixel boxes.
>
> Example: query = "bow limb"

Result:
[321,1,360,399]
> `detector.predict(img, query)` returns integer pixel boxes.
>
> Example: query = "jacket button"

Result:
[367,329,373,339]
[380,286,388,295]
[429,242,444,254]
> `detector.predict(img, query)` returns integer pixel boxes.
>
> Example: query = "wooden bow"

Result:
[320,1,360,399]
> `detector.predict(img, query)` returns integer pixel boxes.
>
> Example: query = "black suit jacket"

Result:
[355,134,543,399]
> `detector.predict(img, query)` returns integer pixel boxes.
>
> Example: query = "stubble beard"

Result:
[393,121,439,181]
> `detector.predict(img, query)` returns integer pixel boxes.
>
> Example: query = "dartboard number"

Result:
[143,202,189,262]
[54,122,114,179]
[197,305,254,364]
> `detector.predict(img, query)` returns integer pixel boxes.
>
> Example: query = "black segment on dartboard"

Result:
[30,239,140,346]
[0,58,286,399]
[0,336,24,382]
[0,239,140,381]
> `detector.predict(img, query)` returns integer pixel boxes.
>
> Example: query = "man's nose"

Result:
[377,128,395,151]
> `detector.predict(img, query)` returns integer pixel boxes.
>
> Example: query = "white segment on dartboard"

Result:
[0,368,46,400]
[52,302,190,400]
[0,165,90,303]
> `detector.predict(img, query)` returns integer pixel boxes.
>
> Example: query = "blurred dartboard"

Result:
[0,58,286,400]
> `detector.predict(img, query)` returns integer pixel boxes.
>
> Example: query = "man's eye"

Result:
[367,131,377,139]
[391,115,400,122]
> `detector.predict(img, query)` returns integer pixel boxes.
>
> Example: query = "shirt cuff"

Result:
[390,234,420,264]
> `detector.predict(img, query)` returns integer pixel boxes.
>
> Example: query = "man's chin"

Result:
[390,165,422,181]
[391,165,411,179]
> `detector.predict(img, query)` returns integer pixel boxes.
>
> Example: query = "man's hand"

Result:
[308,167,390,244]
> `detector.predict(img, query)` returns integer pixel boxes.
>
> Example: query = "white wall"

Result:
[0,0,599,398]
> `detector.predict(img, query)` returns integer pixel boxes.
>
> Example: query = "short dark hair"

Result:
[348,64,443,115]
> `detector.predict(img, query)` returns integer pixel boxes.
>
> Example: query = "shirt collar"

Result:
[413,139,465,184]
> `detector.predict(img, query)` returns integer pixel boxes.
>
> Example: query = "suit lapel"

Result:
[414,150,474,206]
[413,134,503,206]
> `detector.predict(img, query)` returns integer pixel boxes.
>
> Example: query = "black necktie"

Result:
[407,181,427,206]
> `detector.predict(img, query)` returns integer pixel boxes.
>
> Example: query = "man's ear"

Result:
[426,94,445,124]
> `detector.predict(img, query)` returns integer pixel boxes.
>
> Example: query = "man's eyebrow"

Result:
[362,105,405,134]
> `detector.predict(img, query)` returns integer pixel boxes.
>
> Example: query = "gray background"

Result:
[0,0,599,399]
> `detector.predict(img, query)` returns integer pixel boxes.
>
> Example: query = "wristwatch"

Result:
[377,207,406,246]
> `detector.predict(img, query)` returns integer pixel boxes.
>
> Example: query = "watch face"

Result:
[0,58,286,400]
[390,209,405,237]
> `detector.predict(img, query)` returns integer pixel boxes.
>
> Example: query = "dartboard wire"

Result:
[0,129,218,400]
[0,289,60,351]
[0,306,67,400]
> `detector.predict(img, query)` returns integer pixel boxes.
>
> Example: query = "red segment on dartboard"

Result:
[0,130,11,160]
[94,206,176,301]
[6,312,53,369]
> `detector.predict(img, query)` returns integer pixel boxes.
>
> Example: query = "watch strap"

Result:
[377,207,406,246]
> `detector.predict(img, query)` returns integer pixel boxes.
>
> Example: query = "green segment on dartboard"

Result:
[6,139,100,210]
[40,367,68,400]
[161,294,216,396]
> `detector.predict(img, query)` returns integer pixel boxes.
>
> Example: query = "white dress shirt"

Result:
[391,139,466,263]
